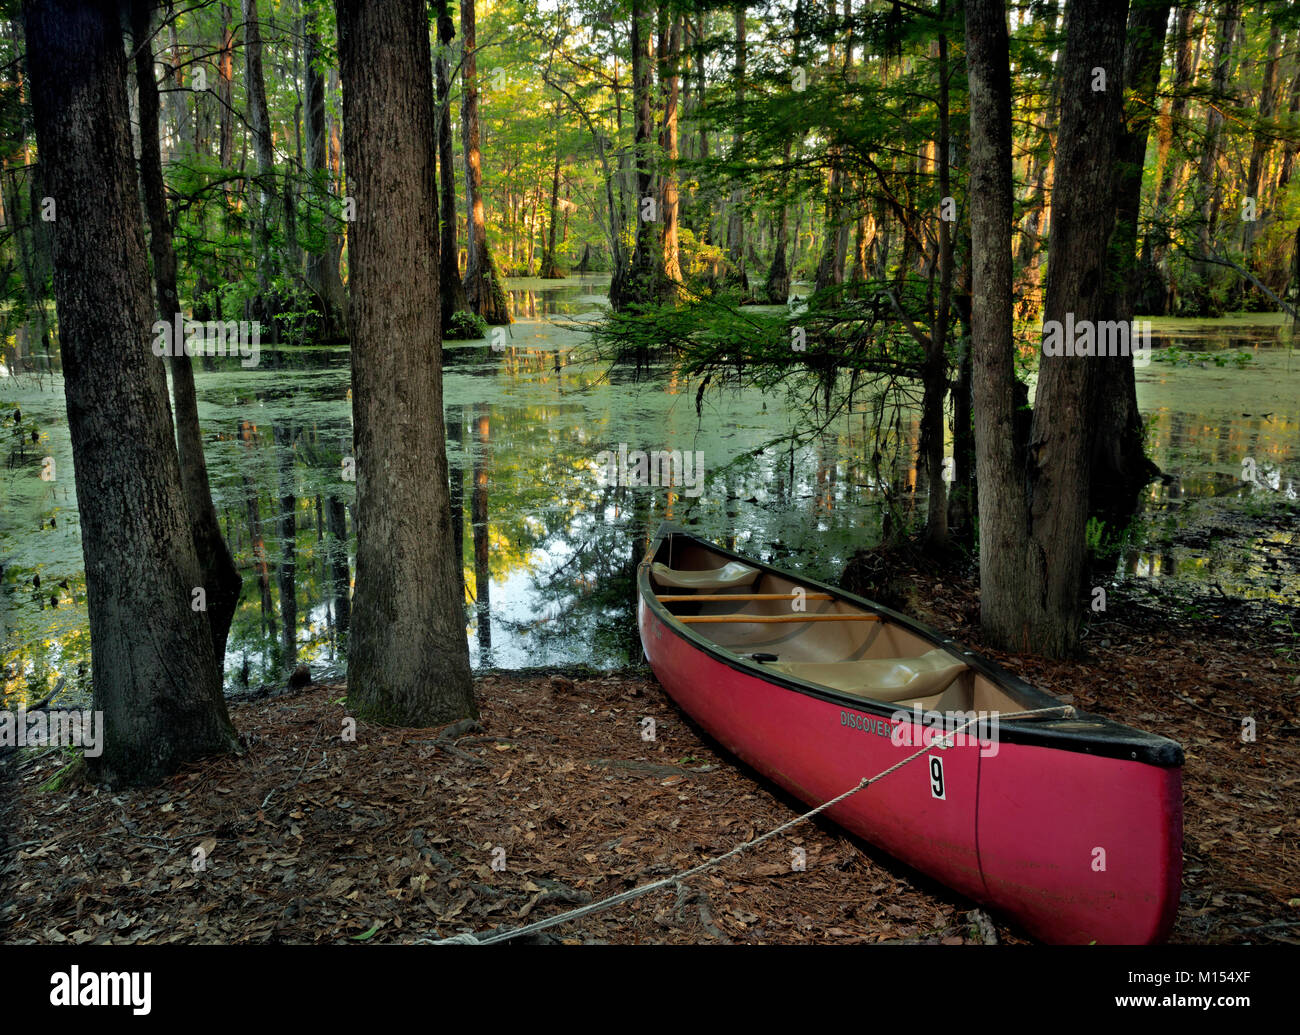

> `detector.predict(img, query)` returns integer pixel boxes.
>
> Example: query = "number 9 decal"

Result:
[929,755,945,800]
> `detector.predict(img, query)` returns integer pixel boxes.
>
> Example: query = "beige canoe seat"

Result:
[767,649,968,703]
[651,560,761,591]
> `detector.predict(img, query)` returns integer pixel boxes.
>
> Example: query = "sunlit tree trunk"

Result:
[435,0,471,318]
[659,9,683,298]
[460,0,511,324]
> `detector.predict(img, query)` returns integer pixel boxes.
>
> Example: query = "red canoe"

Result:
[637,524,1183,944]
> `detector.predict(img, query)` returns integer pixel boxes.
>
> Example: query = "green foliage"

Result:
[446,310,489,340]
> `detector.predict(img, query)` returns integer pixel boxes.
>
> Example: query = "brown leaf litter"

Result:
[2,581,1295,945]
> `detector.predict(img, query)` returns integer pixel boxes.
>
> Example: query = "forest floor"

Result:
[2,547,1297,945]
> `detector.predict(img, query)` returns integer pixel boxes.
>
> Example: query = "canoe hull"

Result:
[639,591,1182,945]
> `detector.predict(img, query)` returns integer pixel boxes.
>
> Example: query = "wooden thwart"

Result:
[677,613,881,625]
[655,592,834,603]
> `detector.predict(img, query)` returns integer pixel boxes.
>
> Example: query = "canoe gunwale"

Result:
[639,523,1185,769]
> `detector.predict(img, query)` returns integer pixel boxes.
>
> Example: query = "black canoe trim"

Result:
[639,523,1184,769]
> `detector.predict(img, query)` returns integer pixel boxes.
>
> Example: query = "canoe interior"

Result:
[650,533,1027,716]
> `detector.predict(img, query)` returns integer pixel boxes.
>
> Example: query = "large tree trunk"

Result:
[965,0,1028,651]
[1090,0,1167,552]
[435,0,470,319]
[25,0,238,784]
[460,0,511,324]
[131,0,242,673]
[967,0,1128,658]
[1026,0,1130,656]
[336,0,476,725]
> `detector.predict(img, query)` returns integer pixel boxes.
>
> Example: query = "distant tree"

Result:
[434,0,471,323]
[460,0,511,324]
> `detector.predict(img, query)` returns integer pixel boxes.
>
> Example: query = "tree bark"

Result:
[725,3,748,293]
[460,0,511,324]
[25,0,238,784]
[540,145,564,279]
[921,13,952,551]
[659,10,682,299]
[242,0,277,328]
[965,0,1029,651]
[336,0,476,725]
[1147,6,1201,296]
[304,7,348,338]
[435,0,471,319]
[1026,0,1130,656]
[1194,2,1241,279]
[1240,23,1282,259]
[131,0,243,673]
[1090,0,1167,553]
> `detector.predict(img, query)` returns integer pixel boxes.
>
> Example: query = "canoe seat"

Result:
[651,560,760,591]
[767,649,968,703]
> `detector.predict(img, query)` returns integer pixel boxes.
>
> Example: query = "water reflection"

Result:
[2,282,1297,706]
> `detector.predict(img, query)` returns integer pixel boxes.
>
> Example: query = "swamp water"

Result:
[2,276,1296,703]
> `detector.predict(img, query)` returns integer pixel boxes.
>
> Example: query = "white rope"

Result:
[419,704,1074,945]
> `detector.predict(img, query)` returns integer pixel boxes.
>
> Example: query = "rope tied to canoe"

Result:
[421,703,1074,945]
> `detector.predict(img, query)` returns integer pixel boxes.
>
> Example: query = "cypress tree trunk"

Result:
[1147,7,1201,306]
[242,0,278,329]
[966,0,1029,651]
[131,0,243,673]
[25,0,239,784]
[336,0,476,725]
[725,3,748,293]
[615,0,659,310]
[540,149,564,279]
[1193,0,1241,299]
[1090,0,1167,555]
[659,10,683,298]
[921,12,952,552]
[1025,0,1130,656]
[460,0,511,324]
[435,0,470,320]
[304,8,348,338]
